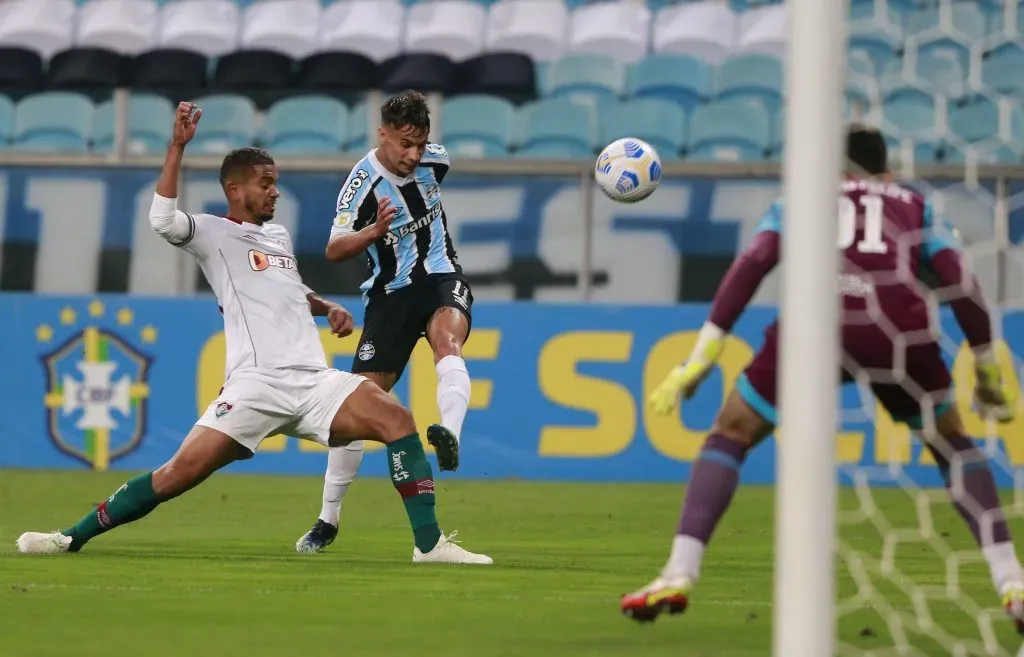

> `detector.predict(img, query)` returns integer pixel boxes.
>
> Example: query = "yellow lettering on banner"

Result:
[874,400,912,464]
[538,331,635,457]
[950,339,1024,465]
[409,329,501,451]
[642,332,751,460]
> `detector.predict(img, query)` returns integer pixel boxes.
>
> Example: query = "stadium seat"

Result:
[240,0,320,60]
[516,98,596,158]
[735,4,787,59]
[441,95,515,158]
[687,99,770,161]
[847,1,904,63]
[879,52,966,98]
[12,91,93,152]
[715,54,783,111]
[847,48,876,80]
[485,0,568,62]
[317,0,405,63]
[76,0,159,56]
[599,98,685,160]
[91,93,174,155]
[344,101,369,155]
[907,3,989,43]
[297,52,380,93]
[627,53,711,109]
[212,50,294,92]
[543,54,626,106]
[652,0,738,65]
[982,44,1024,98]
[263,96,346,155]
[383,54,456,93]
[454,53,537,104]
[0,0,75,59]
[404,0,487,61]
[48,48,127,90]
[187,94,257,155]
[883,88,938,136]
[0,95,13,145]
[157,0,241,58]
[0,47,44,91]
[567,0,652,64]
[129,48,208,91]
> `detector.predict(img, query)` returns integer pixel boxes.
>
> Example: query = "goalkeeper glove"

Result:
[649,322,726,415]
[973,345,1017,424]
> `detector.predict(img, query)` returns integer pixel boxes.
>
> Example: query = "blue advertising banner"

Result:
[2,294,1023,488]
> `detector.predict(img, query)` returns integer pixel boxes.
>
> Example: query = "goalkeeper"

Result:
[623,124,1024,633]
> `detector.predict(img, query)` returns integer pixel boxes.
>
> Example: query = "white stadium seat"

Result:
[0,0,75,59]
[241,0,321,60]
[486,0,568,63]
[316,0,405,63]
[405,0,487,61]
[77,0,159,56]
[735,4,788,60]
[568,0,652,64]
[652,0,737,66]
[158,0,241,58]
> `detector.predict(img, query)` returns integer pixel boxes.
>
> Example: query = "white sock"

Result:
[665,534,704,582]
[436,355,470,442]
[318,441,364,526]
[983,541,1024,590]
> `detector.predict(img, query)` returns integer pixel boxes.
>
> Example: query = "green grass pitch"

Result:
[1,470,1022,656]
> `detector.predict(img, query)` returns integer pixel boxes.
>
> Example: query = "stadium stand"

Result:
[0,0,1018,164]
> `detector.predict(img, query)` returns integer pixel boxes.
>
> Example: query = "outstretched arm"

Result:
[150,102,203,246]
[305,289,354,338]
[929,249,992,350]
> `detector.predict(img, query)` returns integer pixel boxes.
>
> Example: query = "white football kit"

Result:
[149,193,365,452]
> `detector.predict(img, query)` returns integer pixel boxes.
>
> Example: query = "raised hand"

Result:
[171,102,202,146]
[367,196,398,240]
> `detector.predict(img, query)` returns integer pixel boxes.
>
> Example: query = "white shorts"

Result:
[196,367,367,453]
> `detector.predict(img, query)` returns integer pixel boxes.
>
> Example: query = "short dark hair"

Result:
[380,90,430,134]
[846,123,888,175]
[219,147,275,186]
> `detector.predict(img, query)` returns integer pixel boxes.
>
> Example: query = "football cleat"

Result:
[413,530,492,565]
[295,519,339,553]
[16,531,72,554]
[621,573,693,623]
[426,424,460,472]
[1001,581,1024,635]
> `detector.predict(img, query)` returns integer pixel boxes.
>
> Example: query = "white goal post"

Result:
[773,0,846,655]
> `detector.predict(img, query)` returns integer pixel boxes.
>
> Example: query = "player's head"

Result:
[219,147,279,224]
[845,123,889,179]
[377,90,430,177]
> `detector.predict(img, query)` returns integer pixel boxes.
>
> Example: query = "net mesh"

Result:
[836,1,1024,654]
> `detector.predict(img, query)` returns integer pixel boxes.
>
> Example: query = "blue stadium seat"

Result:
[91,94,174,155]
[848,2,904,63]
[516,98,595,158]
[907,4,988,71]
[982,44,1024,98]
[716,54,783,111]
[948,97,999,144]
[264,96,347,155]
[687,100,770,161]
[599,98,685,160]
[879,52,965,97]
[188,94,257,155]
[12,92,93,153]
[626,54,711,109]
[345,101,369,155]
[881,89,940,162]
[442,95,515,158]
[0,95,13,146]
[543,54,626,106]
[847,48,876,79]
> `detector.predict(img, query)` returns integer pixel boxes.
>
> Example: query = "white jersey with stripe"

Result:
[149,196,328,381]
[329,145,460,300]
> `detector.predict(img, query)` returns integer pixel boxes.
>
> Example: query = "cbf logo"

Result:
[38,300,154,470]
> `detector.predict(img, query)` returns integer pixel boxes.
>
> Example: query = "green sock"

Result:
[64,472,162,552]
[387,434,442,553]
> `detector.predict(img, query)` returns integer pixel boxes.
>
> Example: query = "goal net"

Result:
[788,1,1024,655]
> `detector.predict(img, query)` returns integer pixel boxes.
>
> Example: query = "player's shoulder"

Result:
[421,143,450,167]
[336,153,380,212]
[263,222,291,239]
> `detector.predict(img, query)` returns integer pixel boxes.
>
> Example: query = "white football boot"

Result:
[413,530,493,565]
[17,531,72,554]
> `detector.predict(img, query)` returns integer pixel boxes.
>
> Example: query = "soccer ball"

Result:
[594,138,663,203]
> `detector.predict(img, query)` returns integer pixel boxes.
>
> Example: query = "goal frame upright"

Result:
[772,0,847,655]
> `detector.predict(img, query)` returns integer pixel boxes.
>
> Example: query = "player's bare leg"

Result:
[919,405,1024,632]
[327,379,490,564]
[17,426,248,554]
[296,371,397,553]
[424,305,471,471]
[622,389,773,622]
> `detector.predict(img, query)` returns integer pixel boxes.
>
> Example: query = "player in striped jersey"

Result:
[296,91,475,553]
